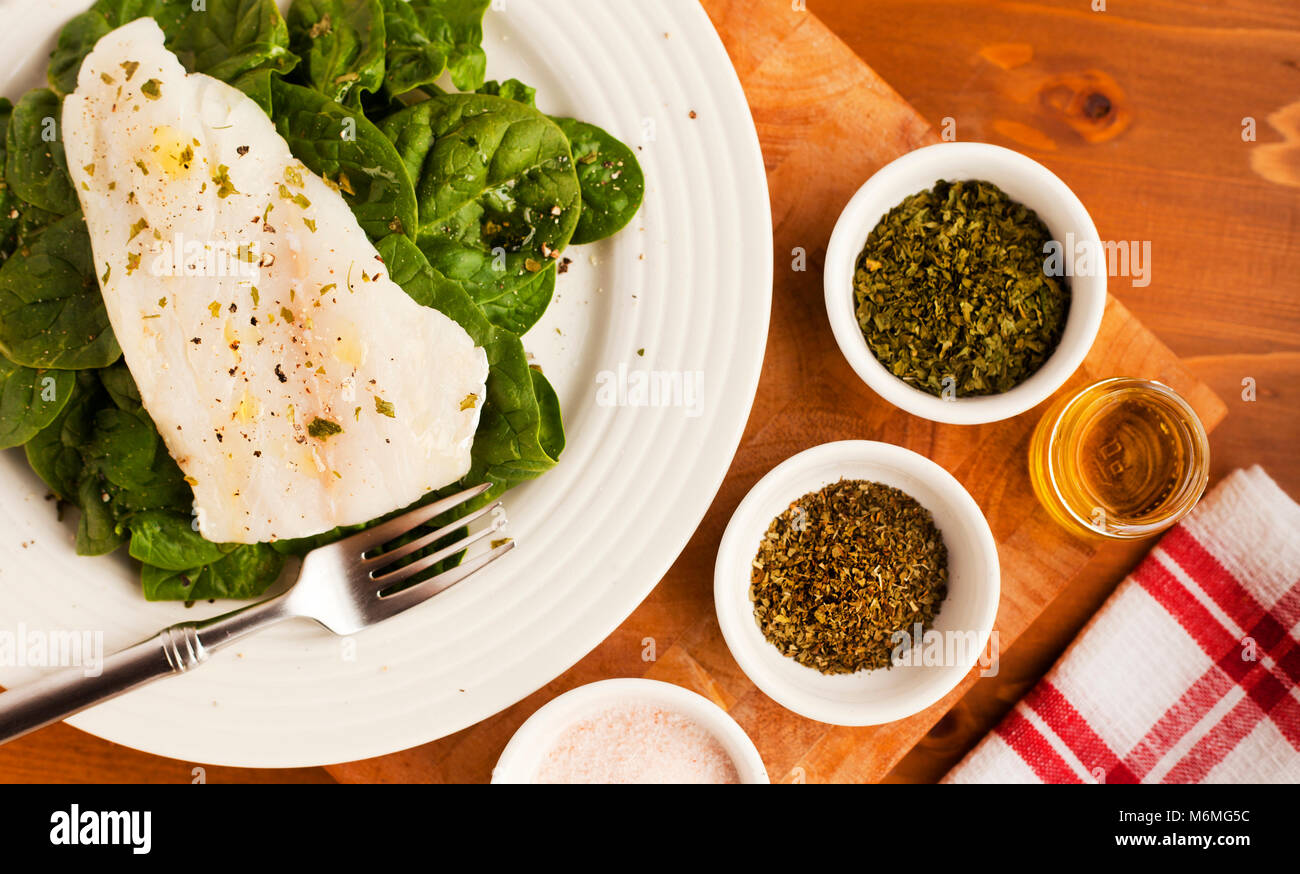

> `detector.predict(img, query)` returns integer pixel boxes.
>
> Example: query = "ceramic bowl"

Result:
[824,142,1106,425]
[714,441,1000,725]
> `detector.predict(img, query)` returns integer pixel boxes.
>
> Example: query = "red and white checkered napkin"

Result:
[945,466,1300,784]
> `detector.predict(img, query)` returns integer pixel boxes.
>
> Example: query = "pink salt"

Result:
[535,700,742,784]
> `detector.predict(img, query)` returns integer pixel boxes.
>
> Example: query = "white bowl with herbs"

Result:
[824,142,1106,425]
[713,441,1000,726]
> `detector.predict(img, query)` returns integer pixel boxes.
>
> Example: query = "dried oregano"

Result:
[853,179,1070,397]
[750,479,949,674]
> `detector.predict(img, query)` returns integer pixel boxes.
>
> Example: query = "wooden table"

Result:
[2,0,1297,783]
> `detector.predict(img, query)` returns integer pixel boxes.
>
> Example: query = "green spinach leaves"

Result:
[48,0,297,97]
[380,93,580,302]
[270,78,418,239]
[0,213,120,370]
[141,544,285,600]
[127,510,234,570]
[553,118,645,245]
[287,0,387,105]
[0,359,74,449]
[381,0,489,94]
[4,89,78,217]
[169,0,300,85]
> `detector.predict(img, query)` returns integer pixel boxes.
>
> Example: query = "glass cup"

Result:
[1028,377,1210,540]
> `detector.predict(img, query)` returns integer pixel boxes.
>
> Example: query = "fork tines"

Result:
[345,481,493,554]
[334,482,512,607]
[368,541,515,621]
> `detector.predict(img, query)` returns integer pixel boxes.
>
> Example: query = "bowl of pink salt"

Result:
[491,678,769,784]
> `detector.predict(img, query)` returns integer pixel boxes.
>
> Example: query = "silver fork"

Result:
[0,482,510,745]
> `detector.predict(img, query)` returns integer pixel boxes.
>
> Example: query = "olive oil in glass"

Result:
[1029,378,1209,539]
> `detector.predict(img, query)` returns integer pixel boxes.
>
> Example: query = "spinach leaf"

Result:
[378,93,579,302]
[0,358,75,449]
[140,564,192,600]
[170,0,300,84]
[477,78,535,106]
[24,367,183,514]
[97,360,142,411]
[141,543,284,600]
[86,407,158,491]
[23,366,200,571]
[0,97,61,263]
[76,473,125,556]
[380,0,489,95]
[377,232,561,485]
[462,85,645,246]
[425,0,489,91]
[288,0,386,105]
[552,117,644,245]
[0,97,17,255]
[470,344,561,485]
[0,213,121,370]
[24,371,99,501]
[530,367,564,463]
[270,78,418,239]
[200,543,286,597]
[128,510,232,570]
[0,201,61,267]
[4,90,78,217]
[109,448,192,514]
[478,263,553,336]
[90,363,192,512]
[231,68,276,114]
[379,0,447,96]
[47,0,190,96]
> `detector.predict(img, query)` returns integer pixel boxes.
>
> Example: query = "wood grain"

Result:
[814,0,1300,362]
[3,0,1294,784]
[813,0,1300,781]
[0,722,332,784]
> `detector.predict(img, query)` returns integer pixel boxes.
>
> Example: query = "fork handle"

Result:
[0,595,290,745]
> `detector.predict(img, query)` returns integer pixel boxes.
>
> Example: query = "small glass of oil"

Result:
[1029,378,1209,539]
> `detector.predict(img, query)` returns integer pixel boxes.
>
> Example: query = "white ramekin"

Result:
[713,441,1000,726]
[824,142,1106,425]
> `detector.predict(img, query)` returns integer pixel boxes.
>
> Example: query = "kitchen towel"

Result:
[945,466,1300,783]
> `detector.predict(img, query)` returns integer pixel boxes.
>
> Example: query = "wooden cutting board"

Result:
[326,1,1226,784]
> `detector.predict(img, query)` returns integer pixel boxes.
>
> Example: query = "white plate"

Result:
[0,0,772,766]
[714,442,1000,725]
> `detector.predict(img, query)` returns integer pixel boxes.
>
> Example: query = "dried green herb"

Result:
[307,417,343,440]
[750,479,949,674]
[853,179,1070,397]
[212,164,238,199]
